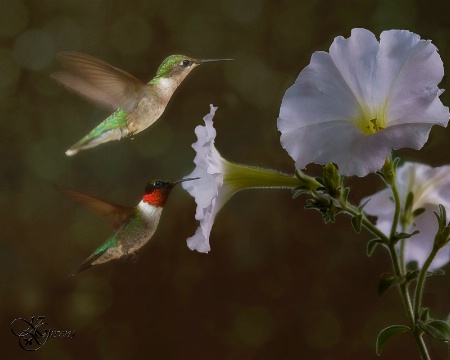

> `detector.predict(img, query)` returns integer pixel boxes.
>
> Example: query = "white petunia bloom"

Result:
[183,104,299,253]
[362,162,450,270]
[278,28,449,177]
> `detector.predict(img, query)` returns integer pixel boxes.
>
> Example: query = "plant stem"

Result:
[334,179,431,359]
[388,243,430,358]
[385,162,431,360]
[413,245,440,321]
[385,160,402,241]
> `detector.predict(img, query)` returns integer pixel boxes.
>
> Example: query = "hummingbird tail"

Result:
[65,110,129,156]
[69,251,105,276]
[65,147,79,156]
[66,127,126,156]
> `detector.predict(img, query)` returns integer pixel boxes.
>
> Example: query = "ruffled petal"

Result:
[278,28,449,177]
[279,51,360,129]
[376,30,448,127]
[403,206,450,271]
[329,28,379,108]
[182,105,229,253]
[280,120,386,176]
[362,162,450,269]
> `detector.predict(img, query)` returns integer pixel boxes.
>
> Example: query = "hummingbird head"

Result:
[155,55,233,83]
[142,177,199,207]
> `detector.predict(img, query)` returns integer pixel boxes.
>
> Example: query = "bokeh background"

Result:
[1,0,450,359]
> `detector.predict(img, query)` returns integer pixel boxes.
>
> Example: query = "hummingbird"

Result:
[52,52,233,156]
[55,177,198,276]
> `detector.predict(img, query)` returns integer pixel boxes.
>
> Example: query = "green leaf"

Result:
[418,320,450,342]
[321,163,342,198]
[405,270,420,283]
[392,157,401,169]
[314,176,325,186]
[378,274,403,297]
[412,207,426,218]
[351,214,363,234]
[376,324,410,356]
[367,239,383,257]
[406,269,445,283]
[342,187,350,204]
[358,198,370,212]
[420,308,430,322]
[404,191,414,216]
[428,269,445,276]
[292,186,309,199]
[394,230,420,241]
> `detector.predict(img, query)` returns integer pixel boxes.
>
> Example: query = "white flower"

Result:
[278,28,449,177]
[183,105,299,253]
[363,162,450,270]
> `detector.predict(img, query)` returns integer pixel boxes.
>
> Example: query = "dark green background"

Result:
[1,0,450,359]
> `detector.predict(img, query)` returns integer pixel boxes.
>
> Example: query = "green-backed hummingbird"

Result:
[52,52,232,156]
[56,177,198,276]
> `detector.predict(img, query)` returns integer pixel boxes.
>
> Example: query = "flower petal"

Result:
[279,51,360,128]
[403,206,449,271]
[363,162,450,270]
[278,28,449,177]
[377,30,448,127]
[329,28,379,108]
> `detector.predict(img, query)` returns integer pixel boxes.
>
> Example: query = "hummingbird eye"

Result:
[182,59,191,67]
[154,181,162,187]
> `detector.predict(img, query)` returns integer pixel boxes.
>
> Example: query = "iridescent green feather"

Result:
[153,55,186,79]
[73,108,128,146]
[94,234,118,256]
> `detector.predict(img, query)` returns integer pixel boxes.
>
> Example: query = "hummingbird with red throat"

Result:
[56,177,198,276]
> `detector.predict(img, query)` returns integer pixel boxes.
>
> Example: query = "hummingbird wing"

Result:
[51,52,147,113]
[55,185,135,230]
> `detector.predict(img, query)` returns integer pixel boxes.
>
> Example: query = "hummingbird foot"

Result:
[120,251,139,263]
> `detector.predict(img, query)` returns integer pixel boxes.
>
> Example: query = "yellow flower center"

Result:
[353,105,387,135]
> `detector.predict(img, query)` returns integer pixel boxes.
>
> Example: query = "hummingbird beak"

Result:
[199,58,234,64]
[173,177,200,185]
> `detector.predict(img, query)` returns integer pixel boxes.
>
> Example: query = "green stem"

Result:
[341,202,389,242]
[224,160,304,190]
[387,245,422,357]
[413,245,440,321]
[387,164,402,243]
[335,176,431,359]
[386,167,430,360]
[388,242,415,327]
[399,239,407,274]
[414,246,439,359]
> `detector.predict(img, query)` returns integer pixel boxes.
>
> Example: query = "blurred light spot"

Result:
[13,29,56,70]
[362,310,398,348]
[133,121,173,158]
[27,139,66,181]
[221,0,262,24]
[71,276,113,319]
[303,309,341,349]
[0,0,28,38]
[225,52,281,110]
[18,285,44,312]
[374,0,417,29]
[109,15,152,56]
[0,48,20,90]
[272,11,313,53]
[233,306,272,346]
[31,71,61,97]
[175,14,222,54]
[44,17,85,51]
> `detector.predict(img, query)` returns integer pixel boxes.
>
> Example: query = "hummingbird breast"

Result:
[126,79,178,135]
[117,201,163,254]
